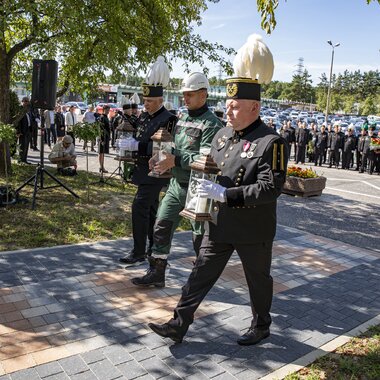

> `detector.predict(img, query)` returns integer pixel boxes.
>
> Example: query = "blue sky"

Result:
[171,0,380,84]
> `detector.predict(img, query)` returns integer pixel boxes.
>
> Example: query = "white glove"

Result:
[124,137,139,151]
[197,178,226,203]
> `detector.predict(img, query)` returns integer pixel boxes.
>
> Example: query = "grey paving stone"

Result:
[43,373,70,380]
[194,359,226,379]
[9,368,40,380]
[140,356,173,378]
[35,361,64,378]
[117,360,148,379]
[89,358,123,380]
[212,372,238,380]
[0,375,11,380]
[130,348,155,362]
[81,348,105,365]
[58,356,89,376]
[103,345,133,365]
[69,372,95,380]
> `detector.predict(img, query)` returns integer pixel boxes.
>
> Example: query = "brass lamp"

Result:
[179,154,219,221]
[148,127,173,178]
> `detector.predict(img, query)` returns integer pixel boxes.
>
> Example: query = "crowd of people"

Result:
[276,119,380,174]
[15,97,143,175]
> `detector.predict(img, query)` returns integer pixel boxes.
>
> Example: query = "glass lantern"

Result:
[115,121,136,163]
[179,154,220,221]
[148,127,173,178]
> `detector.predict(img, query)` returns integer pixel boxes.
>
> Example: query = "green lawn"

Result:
[0,163,191,251]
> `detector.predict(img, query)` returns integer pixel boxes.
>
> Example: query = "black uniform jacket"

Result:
[315,131,328,150]
[209,118,288,244]
[132,106,177,186]
[343,135,356,152]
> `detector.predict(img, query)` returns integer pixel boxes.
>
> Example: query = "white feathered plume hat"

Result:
[142,56,170,98]
[226,34,274,101]
[214,101,224,116]
[130,92,140,109]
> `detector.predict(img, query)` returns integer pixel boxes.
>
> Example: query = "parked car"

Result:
[96,102,121,117]
[64,101,87,114]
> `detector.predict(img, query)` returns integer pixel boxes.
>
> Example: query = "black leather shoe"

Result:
[148,322,183,343]
[120,252,146,266]
[237,327,270,346]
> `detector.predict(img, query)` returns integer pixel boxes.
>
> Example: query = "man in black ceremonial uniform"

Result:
[148,34,288,346]
[314,124,328,166]
[342,127,356,170]
[328,124,344,168]
[295,122,309,164]
[119,70,177,265]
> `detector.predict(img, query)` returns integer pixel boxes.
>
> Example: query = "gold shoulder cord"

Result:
[280,143,285,171]
[272,142,278,171]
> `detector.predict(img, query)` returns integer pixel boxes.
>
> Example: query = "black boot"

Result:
[148,322,184,343]
[131,256,167,288]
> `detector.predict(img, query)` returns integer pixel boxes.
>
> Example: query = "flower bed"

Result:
[283,166,326,197]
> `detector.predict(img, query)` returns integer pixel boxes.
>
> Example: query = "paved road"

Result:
[278,163,380,253]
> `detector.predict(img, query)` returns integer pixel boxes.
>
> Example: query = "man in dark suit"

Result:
[16,97,36,164]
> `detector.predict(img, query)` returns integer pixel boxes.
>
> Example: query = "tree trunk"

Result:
[0,48,13,176]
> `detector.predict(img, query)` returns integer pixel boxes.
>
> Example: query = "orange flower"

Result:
[287,166,319,179]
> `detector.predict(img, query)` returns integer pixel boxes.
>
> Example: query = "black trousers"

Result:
[30,123,38,149]
[342,151,352,169]
[169,234,273,334]
[329,149,340,167]
[132,184,163,256]
[314,147,324,166]
[18,133,30,162]
[296,145,306,163]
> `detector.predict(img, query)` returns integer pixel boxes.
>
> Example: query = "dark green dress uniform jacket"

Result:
[209,118,288,244]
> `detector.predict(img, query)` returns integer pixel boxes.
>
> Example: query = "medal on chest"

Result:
[240,141,250,158]
[217,135,228,149]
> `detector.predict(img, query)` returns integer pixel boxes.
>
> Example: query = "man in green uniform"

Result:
[131,72,223,288]
[147,34,288,346]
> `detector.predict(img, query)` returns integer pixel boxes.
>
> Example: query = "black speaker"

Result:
[31,59,58,110]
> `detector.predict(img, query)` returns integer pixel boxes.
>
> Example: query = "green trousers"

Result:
[152,178,204,257]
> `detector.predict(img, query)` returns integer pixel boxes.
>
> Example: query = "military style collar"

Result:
[233,117,262,140]
[148,105,166,119]
[188,103,208,118]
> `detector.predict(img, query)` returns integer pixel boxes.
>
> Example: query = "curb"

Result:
[259,313,380,380]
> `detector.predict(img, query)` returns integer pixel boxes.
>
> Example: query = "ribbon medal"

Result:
[240,141,250,158]
[247,143,257,158]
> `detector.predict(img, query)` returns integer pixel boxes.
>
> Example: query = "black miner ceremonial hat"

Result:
[141,83,163,98]
[226,78,261,101]
[226,34,274,101]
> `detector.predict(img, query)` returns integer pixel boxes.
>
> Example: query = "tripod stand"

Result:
[15,127,79,209]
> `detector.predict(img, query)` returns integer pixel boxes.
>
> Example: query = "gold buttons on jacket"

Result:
[229,146,234,150]
[221,162,225,166]
[224,153,229,158]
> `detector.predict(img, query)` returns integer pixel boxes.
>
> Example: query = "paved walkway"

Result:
[0,226,379,379]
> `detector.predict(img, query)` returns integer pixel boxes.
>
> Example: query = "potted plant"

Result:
[282,166,326,197]
[0,123,17,205]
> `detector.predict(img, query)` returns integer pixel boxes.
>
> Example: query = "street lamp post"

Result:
[325,40,340,126]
